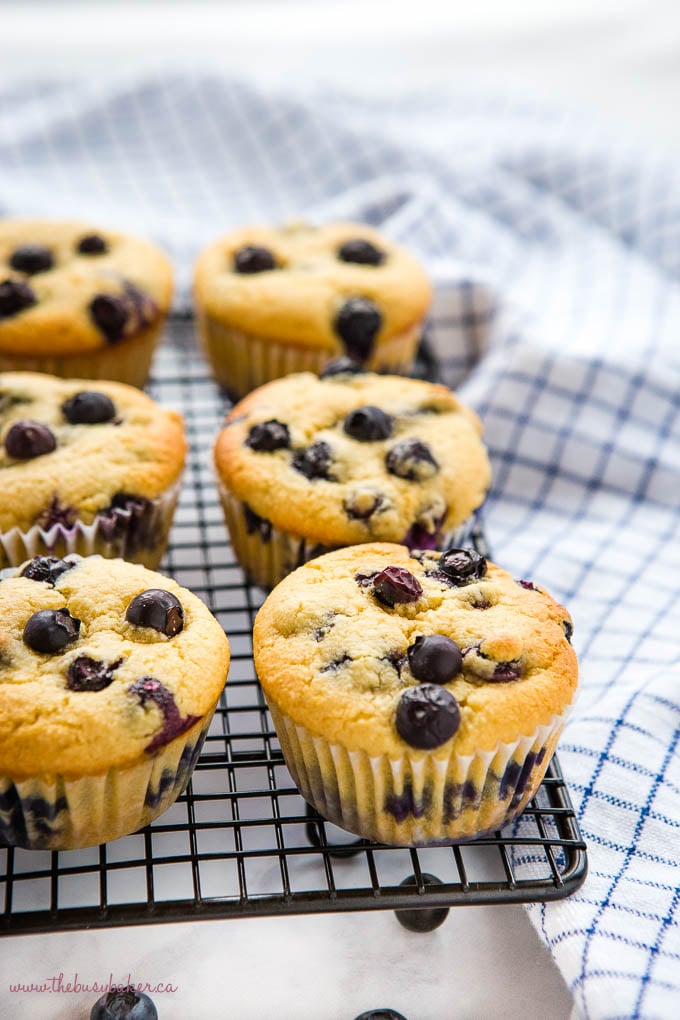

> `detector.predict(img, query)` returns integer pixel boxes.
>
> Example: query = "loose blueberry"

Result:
[385,438,438,481]
[319,356,365,379]
[338,238,385,267]
[4,420,56,459]
[563,619,574,643]
[77,233,108,255]
[126,589,184,637]
[90,985,158,1020]
[9,244,54,275]
[233,245,276,273]
[353,1011,408,1020]
[292,440,333,480]
[343,405,393,442]
[62,390,116,425]
[373,566,423,607]
[396,683,460,749]
[438,548,487,586]
[246,419,290,452]
[407,635,462,684]
[334,297,382,362]
[23,609,81,654]
[67,655,122,692]
[0,278,37,318]
[20,556,75,585]
[89,293,129,342]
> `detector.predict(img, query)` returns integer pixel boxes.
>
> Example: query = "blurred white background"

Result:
[2,0,680,147]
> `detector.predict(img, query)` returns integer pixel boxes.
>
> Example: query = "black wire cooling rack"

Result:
[0,318,587,937]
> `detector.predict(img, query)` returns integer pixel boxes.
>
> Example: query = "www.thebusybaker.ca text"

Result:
[8,972,178,994]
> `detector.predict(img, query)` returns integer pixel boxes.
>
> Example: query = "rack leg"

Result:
[394,873,450,932]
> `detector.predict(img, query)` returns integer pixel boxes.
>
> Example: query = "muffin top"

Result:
[214,366,491,548]
[0,219,173,356]
[0,372,186,532]
[0,555,230,776]
[254,543,577,759]
[194,221,432,356]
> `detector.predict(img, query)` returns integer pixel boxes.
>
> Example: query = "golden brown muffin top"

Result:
[0,219,173,356]
[0,372,186,532]
[0,555,230,776]
[193,221,432,354]
[215,368,491,548]
[254,543,577,759]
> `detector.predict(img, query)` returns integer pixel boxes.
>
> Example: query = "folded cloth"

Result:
[1,73,678,1020]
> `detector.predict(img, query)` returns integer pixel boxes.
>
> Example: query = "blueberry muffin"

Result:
[193,221,432,397]
[254,543,577,845]
[214,364,490,588]
[0,554,230,850]
[0,372,186,569]
[0,219,173,387]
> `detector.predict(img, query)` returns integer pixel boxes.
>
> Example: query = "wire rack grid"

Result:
[0,318,587,937]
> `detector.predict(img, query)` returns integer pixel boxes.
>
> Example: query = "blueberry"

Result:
[9,244,54,275]
[20,556,75,585]
[23,608,81,654]
[407,634,462,684]
[67,655,122,692]
[343,405,393,442]
[246,419,290,452]
[338,238,385,266]
[62,390,116,425]
[353,1011,408,1020]
[35,497,78,530]
[126,589,184,636]
[563,619,573,643]
[0,278,37,318]
[233,245,276,273]
[372,566,423,606]
[128,676,200,753]
[490,661,523,682]
[89,293,129,342]
[90,985,158,1020]
[438,548,487,586]
[343,490,385,520]
[385,438,438,481]
[4,420,56,459]
[334,297,382,361]
[292,440,333,480]
[517,579,539,591]
[396,683,460,749]
[319,356,365,379]
[77,233,108,255]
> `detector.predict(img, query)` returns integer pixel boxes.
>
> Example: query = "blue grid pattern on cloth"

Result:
[1,73,679,1019]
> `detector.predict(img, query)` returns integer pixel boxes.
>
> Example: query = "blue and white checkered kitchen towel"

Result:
[1,74,679,1019]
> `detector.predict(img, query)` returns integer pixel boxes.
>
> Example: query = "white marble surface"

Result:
[0,905,572,1019]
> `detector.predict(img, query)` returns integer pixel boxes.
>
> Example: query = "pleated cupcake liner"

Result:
[267,700,572,846]
[195,309,422,398]
[0,713,213,851]
[0,318,167,390]
[217,482,479,589]
[0,475,182,571]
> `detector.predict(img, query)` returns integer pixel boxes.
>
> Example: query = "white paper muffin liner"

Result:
[0,713,214,851]
[217,482,479,589]
[195,310,422,398]
[0,319,166,390]
[267,701,572,845]
[0,475,182,572]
